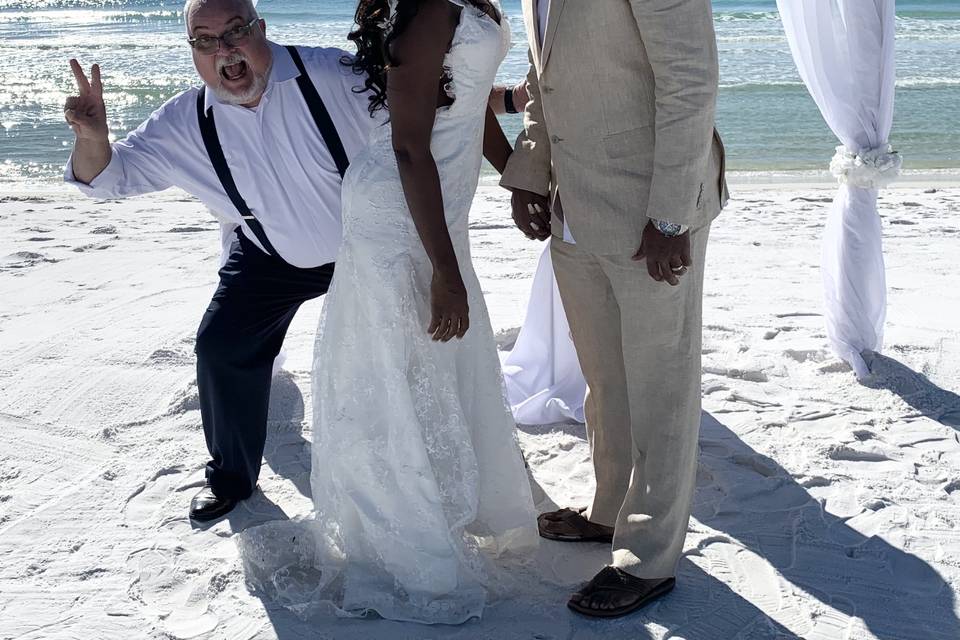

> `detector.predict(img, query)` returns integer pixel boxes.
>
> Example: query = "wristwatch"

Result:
[504,87,518,114]
[652,219,688,237]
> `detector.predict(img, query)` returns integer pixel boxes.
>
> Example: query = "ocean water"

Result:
[0,0,957,187]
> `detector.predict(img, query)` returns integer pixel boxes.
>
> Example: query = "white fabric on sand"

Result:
[501,240,585,424]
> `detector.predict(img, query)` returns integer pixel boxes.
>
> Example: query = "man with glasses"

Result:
[64,0,379,522]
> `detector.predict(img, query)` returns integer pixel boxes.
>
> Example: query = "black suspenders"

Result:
[287,46,350,177]
[196,45,350,261]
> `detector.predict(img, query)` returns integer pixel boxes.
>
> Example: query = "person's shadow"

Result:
[516,410,959,639]
[688,412,959,640]
[862,350,960,428]
[234,374,958,639]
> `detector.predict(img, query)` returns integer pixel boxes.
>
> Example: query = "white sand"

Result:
[1,182,959,639]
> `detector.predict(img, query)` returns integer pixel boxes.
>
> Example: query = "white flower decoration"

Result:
[829,144,902,190]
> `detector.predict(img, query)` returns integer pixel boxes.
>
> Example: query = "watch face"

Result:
[655,220,683,236]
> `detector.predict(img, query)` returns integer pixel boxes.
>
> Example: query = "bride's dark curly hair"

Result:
[343,0,490,116]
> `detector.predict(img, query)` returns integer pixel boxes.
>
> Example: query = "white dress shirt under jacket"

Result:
[65,41,379,268]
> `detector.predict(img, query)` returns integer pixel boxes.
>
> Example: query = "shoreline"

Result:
[4,167,960,199]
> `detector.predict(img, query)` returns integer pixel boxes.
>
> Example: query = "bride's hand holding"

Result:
[429,266,470,342]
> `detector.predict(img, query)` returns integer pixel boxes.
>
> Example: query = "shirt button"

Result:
[542,85,553,94]
[550,135,563,143]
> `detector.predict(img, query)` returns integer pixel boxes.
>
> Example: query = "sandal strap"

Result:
[539,508,612,537]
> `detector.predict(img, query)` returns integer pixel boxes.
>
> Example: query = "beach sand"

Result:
[1,180,959,639]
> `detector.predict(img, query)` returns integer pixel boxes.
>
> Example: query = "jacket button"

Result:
[550,135,563,143]
[542,85,553,93]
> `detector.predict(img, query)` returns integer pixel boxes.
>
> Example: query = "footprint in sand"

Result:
[71,241,115,253]
[826,444,892,463]
[124,465,197,525]
[127,547,222,639]
[167,226,210,233]
[1,251,59,269]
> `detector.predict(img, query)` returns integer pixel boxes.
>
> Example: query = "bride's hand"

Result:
[429,267,470,342]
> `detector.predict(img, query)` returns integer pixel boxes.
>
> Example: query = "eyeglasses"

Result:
[188,18,259,55]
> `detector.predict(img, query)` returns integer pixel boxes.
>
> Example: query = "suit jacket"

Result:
[500,0,729,255]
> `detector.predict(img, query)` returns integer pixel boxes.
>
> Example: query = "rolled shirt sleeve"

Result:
[64,101,178,198]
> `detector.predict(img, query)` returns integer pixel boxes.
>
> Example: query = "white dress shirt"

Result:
[537,0,550,47]
[65,41,381,268]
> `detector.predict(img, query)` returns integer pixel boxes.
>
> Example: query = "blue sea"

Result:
[0,0,958,187]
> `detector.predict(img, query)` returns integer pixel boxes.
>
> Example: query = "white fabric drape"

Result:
[501,240,586,424]
[777,0,899,378]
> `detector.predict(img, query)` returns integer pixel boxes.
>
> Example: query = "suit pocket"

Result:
[602,125,654,161]
[713,128,728,201]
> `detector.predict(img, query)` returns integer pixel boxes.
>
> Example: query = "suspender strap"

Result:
[286,45,350,178]
[196,88,283,260]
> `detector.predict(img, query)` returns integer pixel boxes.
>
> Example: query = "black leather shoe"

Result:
[189,486,238,522]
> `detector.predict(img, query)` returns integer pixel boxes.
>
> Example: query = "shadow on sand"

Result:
[234,373,958,639]
[863,350,960,428]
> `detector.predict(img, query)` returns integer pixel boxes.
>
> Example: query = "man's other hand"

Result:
[632,221,692,286]
[510,189,551,241]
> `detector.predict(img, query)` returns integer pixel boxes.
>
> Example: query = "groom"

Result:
[64,0,377,521]
[501,0,728,617]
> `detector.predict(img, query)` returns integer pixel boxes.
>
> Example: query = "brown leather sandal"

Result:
[568,566,675,618]
[537,507,614,543]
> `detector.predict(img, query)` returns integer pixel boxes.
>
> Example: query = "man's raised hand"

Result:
[64,59,108,141]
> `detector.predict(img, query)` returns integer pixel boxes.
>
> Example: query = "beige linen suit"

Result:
[501,0,728,579]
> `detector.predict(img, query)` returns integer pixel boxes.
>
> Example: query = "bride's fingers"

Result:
[456,315,469,339]
[428,311,441,337]
[432,315,450,342]
[439,317,455,342]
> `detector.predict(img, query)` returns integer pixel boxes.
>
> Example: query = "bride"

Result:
[240,0,538,625]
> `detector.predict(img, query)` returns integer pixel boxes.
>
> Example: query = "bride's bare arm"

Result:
[387,0,469,342]
[483,104,512,174]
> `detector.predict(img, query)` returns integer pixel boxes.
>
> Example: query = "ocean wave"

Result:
[714,11,781,23]
[0,8,181,24]
[721,78,960,90]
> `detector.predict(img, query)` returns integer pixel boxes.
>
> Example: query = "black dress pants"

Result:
[195,230,334,499]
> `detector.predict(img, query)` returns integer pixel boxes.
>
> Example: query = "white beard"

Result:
[211,54,271,106]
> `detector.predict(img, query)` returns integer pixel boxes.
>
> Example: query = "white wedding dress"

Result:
[238,0,538,625]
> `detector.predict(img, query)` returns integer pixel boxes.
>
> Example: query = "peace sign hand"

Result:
[64,59,108,141]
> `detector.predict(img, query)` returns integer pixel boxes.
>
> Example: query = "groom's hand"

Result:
[509,189,551,241]
[632,221,692,286]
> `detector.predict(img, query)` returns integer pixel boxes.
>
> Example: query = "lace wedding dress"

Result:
[239,0,539,625]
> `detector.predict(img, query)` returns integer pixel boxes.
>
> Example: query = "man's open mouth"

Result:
[220,59,248,82]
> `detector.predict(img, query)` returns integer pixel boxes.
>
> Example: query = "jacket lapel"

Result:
[540,0,566,70]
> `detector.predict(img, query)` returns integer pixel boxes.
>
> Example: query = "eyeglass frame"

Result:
[187,18,260,55]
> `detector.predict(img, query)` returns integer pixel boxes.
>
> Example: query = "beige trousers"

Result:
[550,224,710,579]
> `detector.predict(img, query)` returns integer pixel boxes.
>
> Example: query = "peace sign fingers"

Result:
[90,64,103,97]
[69,58,92,95]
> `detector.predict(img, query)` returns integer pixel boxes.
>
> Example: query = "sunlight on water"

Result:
[0,0,957,186]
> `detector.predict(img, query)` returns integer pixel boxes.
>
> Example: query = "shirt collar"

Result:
[202,41,301,113]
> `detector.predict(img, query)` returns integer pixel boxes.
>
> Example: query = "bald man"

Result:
[65,0,379,522]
